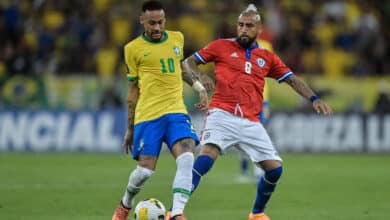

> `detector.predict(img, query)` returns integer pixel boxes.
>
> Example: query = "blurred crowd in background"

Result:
[2,0,390,77]
[0,0,389,111]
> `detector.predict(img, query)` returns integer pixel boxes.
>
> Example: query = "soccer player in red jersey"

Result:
[182,4,332,220]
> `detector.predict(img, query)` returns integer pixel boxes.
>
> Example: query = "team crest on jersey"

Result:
[173,46,181,56]
[256,58,266,68]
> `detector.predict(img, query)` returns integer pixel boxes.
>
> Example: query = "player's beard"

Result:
[237,35,256,48]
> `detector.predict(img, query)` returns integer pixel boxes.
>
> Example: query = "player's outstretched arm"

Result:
[181,56,214,92]
[181,67,196,87]
[123,80,140,154]
[284,75,333,116]
[181,56,209,110]
[198,73,214,92]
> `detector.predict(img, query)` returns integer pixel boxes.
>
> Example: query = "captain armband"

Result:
[192,80,206,92]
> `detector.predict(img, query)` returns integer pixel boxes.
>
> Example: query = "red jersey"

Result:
[194,38,293,122]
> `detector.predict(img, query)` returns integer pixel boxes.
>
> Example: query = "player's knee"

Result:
[172,138,195,157]
[137,156,158,170]
[178,138,196,151]
[260,160,282,171]
[200,143,220,160]
[264,166,283,183]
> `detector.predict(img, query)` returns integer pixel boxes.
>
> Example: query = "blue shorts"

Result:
[132,113,199,160]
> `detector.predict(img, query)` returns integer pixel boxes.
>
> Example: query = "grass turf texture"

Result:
[1,153,389,220]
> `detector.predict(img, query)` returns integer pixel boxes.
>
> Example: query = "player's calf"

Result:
[192,154,215,192]
[122,165,154,208]
[252,166,283,214]
[171,152,194,217]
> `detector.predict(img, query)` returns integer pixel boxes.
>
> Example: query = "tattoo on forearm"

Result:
[127,101,136,129]
[285,77,315,99]
[182,57,202,86]
[182,71,195,85]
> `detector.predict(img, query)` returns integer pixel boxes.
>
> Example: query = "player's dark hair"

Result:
[142,1,164,12]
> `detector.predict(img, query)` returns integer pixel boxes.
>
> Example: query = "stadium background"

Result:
[1,0,389,152]
[1,1,390,219]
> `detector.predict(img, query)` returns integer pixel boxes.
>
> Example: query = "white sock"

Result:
[171,152,194,216]
[121,165,154,208]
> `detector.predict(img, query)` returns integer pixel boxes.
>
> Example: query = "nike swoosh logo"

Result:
[144,53,151,57]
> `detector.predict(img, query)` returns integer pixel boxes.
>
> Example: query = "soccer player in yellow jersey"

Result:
[112,1,208,220]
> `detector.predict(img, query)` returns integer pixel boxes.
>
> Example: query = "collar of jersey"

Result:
[235,39,259,59]
[141,31,168,43]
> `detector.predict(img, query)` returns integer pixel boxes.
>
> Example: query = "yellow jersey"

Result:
[124,31,187,124]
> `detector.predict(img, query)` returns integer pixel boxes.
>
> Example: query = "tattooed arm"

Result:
[182,56,214,92]
[181,66,197,87]
[181,55,210,110]
[284,75,333,116]
[284,75,316,100]
[123,80,139,154]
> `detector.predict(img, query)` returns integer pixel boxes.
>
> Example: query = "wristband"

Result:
[192,80,206,92]
[310,95,320,103]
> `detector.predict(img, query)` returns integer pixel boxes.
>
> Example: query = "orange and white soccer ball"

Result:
[134,198,166,220]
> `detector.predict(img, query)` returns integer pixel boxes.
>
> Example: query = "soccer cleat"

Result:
[170,214,187,220]
[165,211,172,220]
[248,212,271,220]
[112,202,131,220]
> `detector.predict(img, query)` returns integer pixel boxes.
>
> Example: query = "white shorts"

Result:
[200,108,282,163]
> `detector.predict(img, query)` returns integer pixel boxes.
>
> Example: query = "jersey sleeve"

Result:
[124,44,138,81]
[267,52,294,83]
[193,40,220,64]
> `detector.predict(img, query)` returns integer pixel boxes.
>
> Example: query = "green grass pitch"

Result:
[1,153,389,220]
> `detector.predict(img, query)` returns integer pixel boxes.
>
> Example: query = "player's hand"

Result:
[123,128,134,154]
[313,99,333,116]
[195,90,208,110]
[199,74,214,92]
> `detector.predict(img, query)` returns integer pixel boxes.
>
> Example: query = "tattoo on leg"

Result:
[179,138,195,151]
